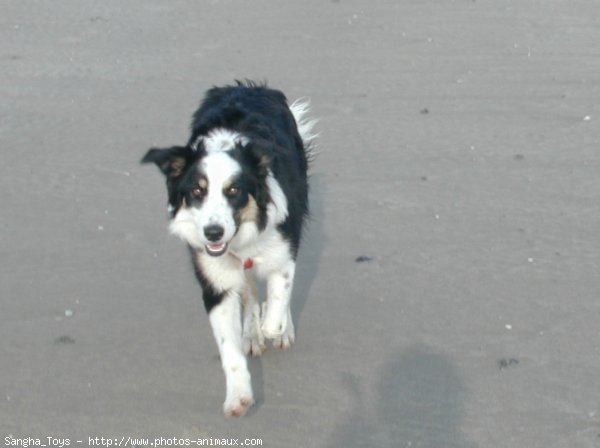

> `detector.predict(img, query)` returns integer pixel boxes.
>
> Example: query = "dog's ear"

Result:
[141,146,195,178]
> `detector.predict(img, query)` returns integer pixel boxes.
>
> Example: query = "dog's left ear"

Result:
[141,145,195,178]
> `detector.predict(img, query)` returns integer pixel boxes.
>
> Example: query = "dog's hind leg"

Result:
[209,291,254,417]
[261,260,296,349]
[241,272,265,357]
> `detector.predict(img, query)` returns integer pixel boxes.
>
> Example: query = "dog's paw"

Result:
[223,370,253,418]
[271,316,295,349]
[243,325,266,357]
[271,331,295,350]
[262,306,295,349]
[223,394,254,418]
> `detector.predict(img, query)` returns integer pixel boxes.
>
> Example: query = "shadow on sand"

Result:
[291,171,326,325]
[328,345,476,448]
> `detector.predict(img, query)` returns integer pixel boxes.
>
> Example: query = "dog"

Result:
[141,81,316,417]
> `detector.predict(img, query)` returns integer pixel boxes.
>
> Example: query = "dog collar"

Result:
[229,250,254,270]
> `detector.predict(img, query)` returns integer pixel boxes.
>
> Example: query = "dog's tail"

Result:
[290,98,319,153]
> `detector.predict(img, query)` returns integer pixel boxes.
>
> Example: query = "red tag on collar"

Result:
[243,258,254,270]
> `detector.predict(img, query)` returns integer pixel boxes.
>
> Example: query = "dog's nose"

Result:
[203,224,225,242]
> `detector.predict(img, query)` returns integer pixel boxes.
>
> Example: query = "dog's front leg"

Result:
[261,259,296,349]
[209,290,253,417]
[242,271,266,357]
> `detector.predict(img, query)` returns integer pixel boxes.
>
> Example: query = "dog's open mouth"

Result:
[205,242,228,257]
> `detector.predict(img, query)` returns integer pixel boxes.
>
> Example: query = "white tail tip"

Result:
[290,98,319,147]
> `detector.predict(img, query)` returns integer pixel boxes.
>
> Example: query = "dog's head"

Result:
[142,129,286,256]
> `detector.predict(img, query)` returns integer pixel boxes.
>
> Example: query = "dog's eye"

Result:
[225,185,240,197]
[191,186,206,198]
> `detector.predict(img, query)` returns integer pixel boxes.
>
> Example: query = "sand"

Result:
[2,1,599,447]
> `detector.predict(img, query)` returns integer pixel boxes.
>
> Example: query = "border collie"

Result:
[141,81,316,417]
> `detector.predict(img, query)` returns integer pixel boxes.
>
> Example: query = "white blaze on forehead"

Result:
[195,128,249,153]
[201,151,242,188]
[199,151,241,235]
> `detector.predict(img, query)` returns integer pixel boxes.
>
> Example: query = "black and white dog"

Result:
[142,82,316,417]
